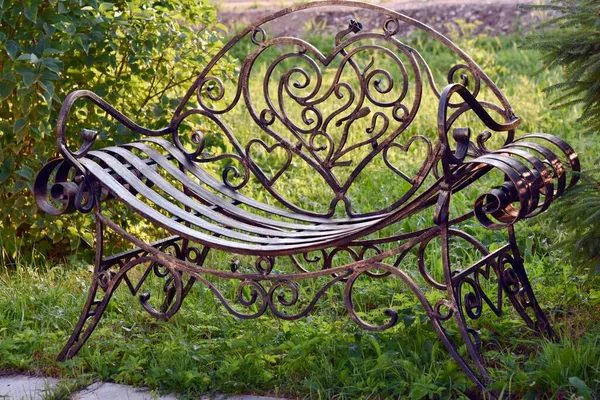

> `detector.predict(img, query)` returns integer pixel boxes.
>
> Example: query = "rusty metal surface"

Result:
[33,1,580,395]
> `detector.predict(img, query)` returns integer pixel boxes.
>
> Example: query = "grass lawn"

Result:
[1,29,600,399]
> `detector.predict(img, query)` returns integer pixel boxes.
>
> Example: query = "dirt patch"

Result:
[218,0,548,38]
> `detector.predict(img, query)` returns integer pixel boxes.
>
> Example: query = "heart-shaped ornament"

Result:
[246,139,293,186]
[382,135,433,184]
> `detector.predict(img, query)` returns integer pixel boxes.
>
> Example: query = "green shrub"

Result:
[0,0,231,263]
[524,0,600,279]
[551,172,600,277]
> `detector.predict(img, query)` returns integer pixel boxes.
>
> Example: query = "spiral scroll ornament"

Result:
[34,159,97,215]
[468,134,580,229]
[184,20,446,217]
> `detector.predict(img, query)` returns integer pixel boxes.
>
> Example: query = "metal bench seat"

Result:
[80,138,390,254]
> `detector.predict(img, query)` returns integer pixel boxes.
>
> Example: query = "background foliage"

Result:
[524,0,600,133]
[0,0,231,263]
[524,0,600,279]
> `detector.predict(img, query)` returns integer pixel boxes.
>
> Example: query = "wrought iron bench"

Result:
[34,0,580,394]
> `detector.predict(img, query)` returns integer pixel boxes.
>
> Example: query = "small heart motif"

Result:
[382,135,432,184]
[246,139,293,186]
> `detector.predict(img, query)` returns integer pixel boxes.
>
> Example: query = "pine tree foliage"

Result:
[551,172,600,277]
[524,0,600,132]
[524,1,600,278]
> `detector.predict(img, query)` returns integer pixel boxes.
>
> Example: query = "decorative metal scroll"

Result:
[168,11,515,218]
[36,2,522,220]
[34,158,97,215]
[95,239,206,320]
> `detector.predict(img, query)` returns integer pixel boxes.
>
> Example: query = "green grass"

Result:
[1,30,600,399]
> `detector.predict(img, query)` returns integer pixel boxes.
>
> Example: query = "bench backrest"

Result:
[170,1,515,219]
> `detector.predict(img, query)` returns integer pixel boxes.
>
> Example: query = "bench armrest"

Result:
[434,86,580,229]
[57,90,172,161]
[437,83,520,166]
[35,90,174,215]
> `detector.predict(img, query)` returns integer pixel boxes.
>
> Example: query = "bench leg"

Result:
[435,223,555,396]
[58,219,114,361]
[439,225,493,394]
[58,219,201,360]
[57,276,116,360]
[58,253,189,359]
[503,227,556,339]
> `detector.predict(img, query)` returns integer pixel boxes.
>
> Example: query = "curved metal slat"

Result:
[99,146,367,238]
[143,138,383,225]
[121,142,380,232]
[79,158,372,254]
[83,151,365,245]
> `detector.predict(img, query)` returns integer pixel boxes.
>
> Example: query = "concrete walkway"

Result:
[0,375,285,400]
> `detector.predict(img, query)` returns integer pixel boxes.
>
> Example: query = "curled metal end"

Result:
[34,159,95,215]
[81,128,98,142]
[349,19,363,33]
[71,128,99,158]
[451,127,471,163]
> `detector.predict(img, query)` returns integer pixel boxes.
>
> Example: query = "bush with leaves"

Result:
[0,0,232,263]
[524,0,600,278]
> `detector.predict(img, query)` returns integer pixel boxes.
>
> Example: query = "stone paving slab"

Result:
[72,381,177,400]
[0,375,286,400]
[0,376,60,400]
